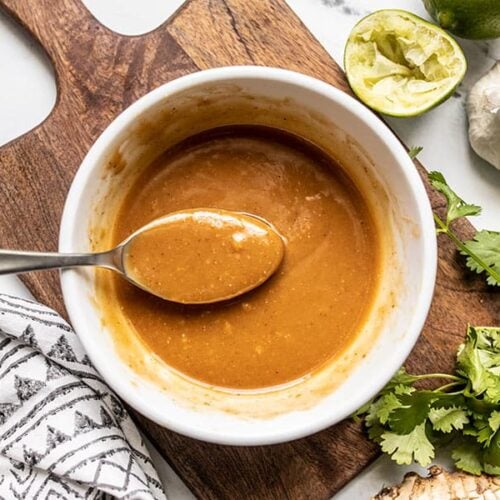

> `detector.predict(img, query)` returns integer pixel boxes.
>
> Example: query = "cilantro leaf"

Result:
[376,393,402,424]
[408,146,423,160]
[394,384,415,396]
[458,326,500,403]
[469,419,496,446]
[429,406,469,433]
[484,463,500,475]
[484,431,500,474]
[463,231,500,286]
[489,411,500,432]
[452,440,483,475]
[353,368,418,420]
[352,400,373,420]
[428,171,482,224]
[431,393,467,410]
[457,327,492,397]
[381,423,434,466]
[386,367,421,388]
[367,423,385,444]
[388,392,436,434]
[364,396,387,427]
[466,395,499,417]
[474,327,500,352]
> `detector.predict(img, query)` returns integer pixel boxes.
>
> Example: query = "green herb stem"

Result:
[433,213,500,284]
[412,372,463,382]
[434,382,466,393]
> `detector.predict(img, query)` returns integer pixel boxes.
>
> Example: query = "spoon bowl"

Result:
[120,209,285,303]
[0,209,285,304]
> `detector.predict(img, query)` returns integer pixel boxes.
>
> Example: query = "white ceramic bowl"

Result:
[60,66,437,445]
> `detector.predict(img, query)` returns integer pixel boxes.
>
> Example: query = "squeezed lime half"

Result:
[344,9,467,117]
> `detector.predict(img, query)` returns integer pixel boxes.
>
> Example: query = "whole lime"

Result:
[423,0,500,39]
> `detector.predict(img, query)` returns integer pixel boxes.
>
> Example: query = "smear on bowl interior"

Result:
[97,125,381,391]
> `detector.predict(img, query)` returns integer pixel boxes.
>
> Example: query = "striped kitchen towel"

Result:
[0,293,166,499]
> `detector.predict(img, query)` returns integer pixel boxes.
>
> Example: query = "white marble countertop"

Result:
[0,1,499,498]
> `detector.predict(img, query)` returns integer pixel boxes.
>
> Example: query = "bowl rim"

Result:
[59,65,437,445]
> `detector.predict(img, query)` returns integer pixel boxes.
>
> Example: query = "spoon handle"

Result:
[0,249,117,275]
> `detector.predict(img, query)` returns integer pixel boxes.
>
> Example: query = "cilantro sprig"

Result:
[429,171,500,286]
[355,326,500,475]
[357,165,500,473]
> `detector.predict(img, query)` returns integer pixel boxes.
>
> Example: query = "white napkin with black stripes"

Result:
[0,293,166,499]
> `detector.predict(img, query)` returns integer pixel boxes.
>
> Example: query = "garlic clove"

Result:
[467,62,500,170]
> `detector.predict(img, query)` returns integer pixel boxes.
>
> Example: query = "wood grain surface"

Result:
[0,0,498,498]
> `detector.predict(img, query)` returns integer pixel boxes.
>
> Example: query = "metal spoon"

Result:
[0,210,285,304]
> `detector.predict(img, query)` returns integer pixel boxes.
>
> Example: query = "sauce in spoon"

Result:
[123,209,285,304]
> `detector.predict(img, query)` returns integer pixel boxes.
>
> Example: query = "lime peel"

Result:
[423,0,500,40]
[344,9,467,117]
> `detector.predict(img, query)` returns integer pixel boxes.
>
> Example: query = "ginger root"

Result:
[373,466,500,499]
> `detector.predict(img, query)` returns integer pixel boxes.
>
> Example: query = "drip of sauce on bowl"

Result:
[123,209,285,304]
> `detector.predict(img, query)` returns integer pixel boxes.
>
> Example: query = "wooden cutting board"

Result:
[0,0,498,497]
